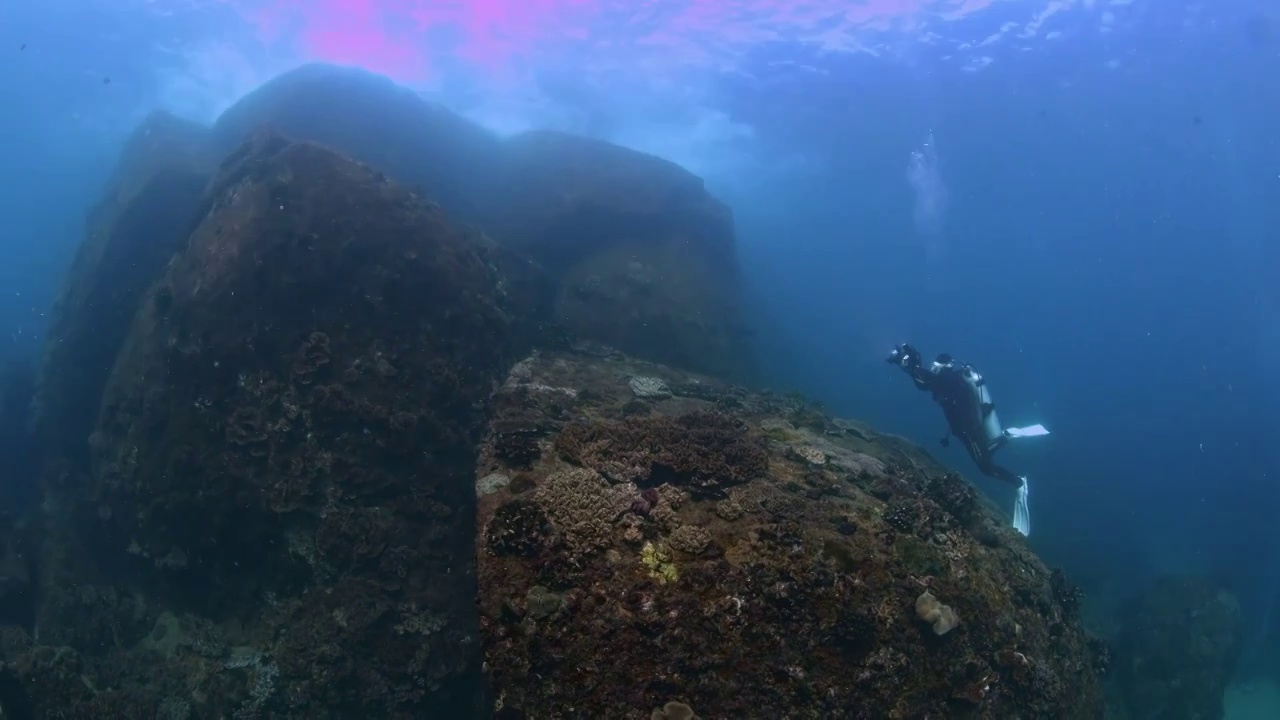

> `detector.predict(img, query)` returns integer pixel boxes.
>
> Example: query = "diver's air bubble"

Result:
[905,132,949,259]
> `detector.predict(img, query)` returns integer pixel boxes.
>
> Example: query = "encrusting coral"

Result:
[476,350,1108,717]
[916,591,961,635]
[554,409,769,495]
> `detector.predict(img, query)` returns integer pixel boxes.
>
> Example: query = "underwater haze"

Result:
[2,0,1279,717]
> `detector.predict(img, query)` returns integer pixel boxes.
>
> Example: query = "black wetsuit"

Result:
[898,351,1022,487]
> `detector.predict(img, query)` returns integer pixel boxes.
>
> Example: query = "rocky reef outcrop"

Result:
[1114,576,1245,720]
[2,132,537,717]
[33,110,215,467]
[211,63,504,226]
[2,64,1111,719]
[36,69,754,455]
[487,131,754,382]
[209,64,754,383]
[475,349,1109,718]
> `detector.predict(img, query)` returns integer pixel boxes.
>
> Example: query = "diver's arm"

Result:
[888,344,934,391]
[907,366,934,391]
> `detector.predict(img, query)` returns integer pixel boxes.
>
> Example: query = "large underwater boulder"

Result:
[6,132,535,718]
[486,131,757,383]
[33,110,214,467]
[2,126,1110,717]
[211,64,756,383]
[1114,576,1245,720]
[7,64,1116,719]
[474,350,1108,717]
[211,63,504,225]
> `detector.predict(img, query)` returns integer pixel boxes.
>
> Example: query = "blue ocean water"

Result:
[1,0,1277,715]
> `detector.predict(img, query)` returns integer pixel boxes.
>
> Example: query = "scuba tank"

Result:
[930,356,1003,451]
[961,365,1005,452]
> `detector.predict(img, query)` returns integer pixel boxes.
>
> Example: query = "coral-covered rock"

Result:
[203,65,747,381]
[1114,576,1245,720]
[212,65,754,382]
[211,63,503,225]
[476,351,1107,718]
[554,410,768,496]
[488,131,756,382]
[33,110,214,467]
[70,132,525,717]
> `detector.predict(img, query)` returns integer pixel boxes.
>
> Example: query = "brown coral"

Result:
[486,499,551,558]
[533,467,636,557]
[667,524,713,555]
[477,350,1107,719]
[926,471,979,527]
[555,410,768,497]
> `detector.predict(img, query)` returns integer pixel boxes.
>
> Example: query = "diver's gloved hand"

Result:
[887,343,921,369]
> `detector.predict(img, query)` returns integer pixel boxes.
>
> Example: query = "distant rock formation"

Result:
[210,63,505,227]
[1114,576,1245,720]
[475,350,1108,717]
[488,131,755,381]
[210,64,756,383]
[33,111,214,467]
[34,67,755,480]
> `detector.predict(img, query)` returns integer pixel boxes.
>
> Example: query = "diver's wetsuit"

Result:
[893,346,1023,487]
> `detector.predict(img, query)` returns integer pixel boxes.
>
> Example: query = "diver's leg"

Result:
[988,462,1022,487]
[979,456,1031,536]
[973,452,1017,484]
[985,432,1010,456]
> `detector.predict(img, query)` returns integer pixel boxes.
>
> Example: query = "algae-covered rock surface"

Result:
[210,64,756,384]
[4,65,1111,720]
[211,63,504,226]
[476,350,1108,718]
[488,131,756,383]
[2,131,533,718]
[33,110,215,466]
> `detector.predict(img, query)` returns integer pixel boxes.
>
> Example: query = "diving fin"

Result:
[1005,424,1049,438]
[1013,477,1030,536]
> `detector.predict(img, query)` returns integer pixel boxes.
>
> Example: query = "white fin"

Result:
[1013,476,1031,536]
[1005,424,1049,438]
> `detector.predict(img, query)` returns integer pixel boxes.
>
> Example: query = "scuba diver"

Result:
[887,343,1048,536]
